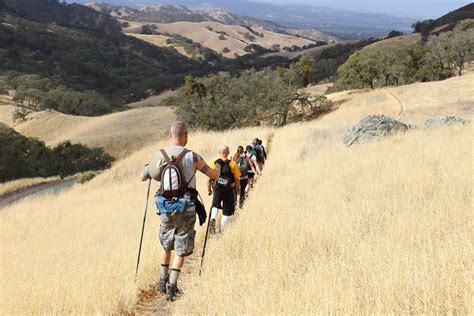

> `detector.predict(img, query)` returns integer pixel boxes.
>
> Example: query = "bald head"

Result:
[170,121,188,138]
[170,121,188,146]
[219,145,230,158]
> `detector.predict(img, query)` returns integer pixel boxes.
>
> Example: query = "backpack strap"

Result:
[160,148,189,164]
[175,149,189,163]
[215,159,230,165]
[160,149,171,164]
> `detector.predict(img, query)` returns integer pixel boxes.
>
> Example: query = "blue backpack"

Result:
[236,155,248,177]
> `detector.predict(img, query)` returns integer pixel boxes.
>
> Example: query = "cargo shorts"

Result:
[159,207,196,257]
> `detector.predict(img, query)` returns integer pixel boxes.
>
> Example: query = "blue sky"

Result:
[260,0,472,19]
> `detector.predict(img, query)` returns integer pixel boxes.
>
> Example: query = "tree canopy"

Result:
[0,123,114,182]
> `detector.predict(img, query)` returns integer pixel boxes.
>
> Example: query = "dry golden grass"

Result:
[321,72,474,126]
[127,90,178,109]
[303,82,333,96]
[362,32,422,51]
[124,21,315,58]
[0,177,59,197]
[0,106,176,158]
[1,76,473,314]
[126,33,193,58]
[0,127,274,315]
[175,122,473,314]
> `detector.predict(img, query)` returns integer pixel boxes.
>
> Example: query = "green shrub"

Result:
[175,69,333,130]
[0,123,115,183]
[76,172,96,184]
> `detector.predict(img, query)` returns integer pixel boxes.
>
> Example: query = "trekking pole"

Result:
[199,205,212,276]
[135,178,152,278]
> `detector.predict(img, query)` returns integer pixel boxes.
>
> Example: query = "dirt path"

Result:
[385,88,404,118]
[0,176,78,210]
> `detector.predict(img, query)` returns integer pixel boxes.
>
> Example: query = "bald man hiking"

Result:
[140,121,219,301]
[207,145,241,234]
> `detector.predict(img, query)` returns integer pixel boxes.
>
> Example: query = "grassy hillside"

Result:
[0,0,205,111]
[413,3,474,36]
[0,105,176,158]
[124,20,317,58]
[361,32,422,52]
[175,120,472,314]
[320,72,474,126]
[0,76,472,314]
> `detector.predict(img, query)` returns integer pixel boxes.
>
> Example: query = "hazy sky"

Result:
[261,0,472,19]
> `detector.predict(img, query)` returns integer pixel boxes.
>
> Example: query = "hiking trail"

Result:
[385,88,404,118]
[0,176,78,210]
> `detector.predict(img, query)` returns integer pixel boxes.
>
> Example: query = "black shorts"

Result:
[248,172,255,179]
[212,188,236,216]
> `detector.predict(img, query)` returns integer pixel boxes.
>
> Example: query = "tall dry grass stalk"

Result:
[0,127,273,314]
[175,122,473,314]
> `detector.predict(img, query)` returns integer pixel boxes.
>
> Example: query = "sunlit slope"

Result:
[1,73,473,314]
[175,121,472,314]
[318,72,474,127]
[0,127,274,315]
[124,21,316,58]
[0,106,175,158]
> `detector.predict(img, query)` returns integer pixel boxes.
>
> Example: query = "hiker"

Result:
[207,145,241,234]
[252,138,265,172]
[257,138,268,161]
[233,145,251,208]
[140,121,219,301]
[245,145,260,189]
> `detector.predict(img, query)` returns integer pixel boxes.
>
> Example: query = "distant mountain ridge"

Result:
[74,0,415,39]
[86,2,337,58]
[86,2,301,36]
[413,3,474,36]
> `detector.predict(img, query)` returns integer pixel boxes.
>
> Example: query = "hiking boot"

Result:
[166,282,178,301]
[209,218,216,235]
[156,274,168,294]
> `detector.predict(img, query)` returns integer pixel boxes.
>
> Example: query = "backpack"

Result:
[236,155,248,177]
[158,149,194,199]
[254,145,264,163]
[214,159,234,191]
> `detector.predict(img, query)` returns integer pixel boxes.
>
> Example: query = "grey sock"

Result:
[160,264,169,278]
[169,269,181,284]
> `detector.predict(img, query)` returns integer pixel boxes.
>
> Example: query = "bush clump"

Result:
[0,123,114,182]
[76,172,96,184]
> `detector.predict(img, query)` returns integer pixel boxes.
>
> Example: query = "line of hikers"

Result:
[139,121,267,301]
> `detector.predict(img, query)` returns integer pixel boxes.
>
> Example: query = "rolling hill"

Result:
[413,3,474,35]
[87,2,337,58]
[0,0,205,111]
[318,72,474,126]
[123,20,318,58]
[0,98,176,158]
[0,70,472,314]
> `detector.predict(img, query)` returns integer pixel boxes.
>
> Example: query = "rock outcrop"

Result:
[344,114,412,147]
[424,116,469,129]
